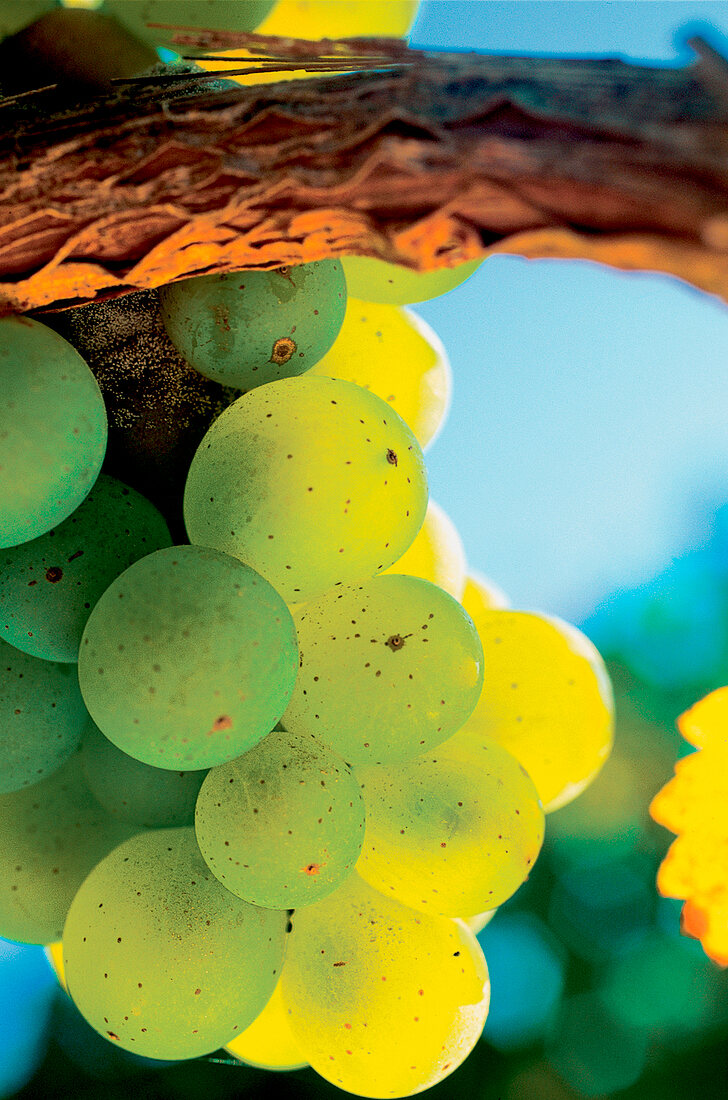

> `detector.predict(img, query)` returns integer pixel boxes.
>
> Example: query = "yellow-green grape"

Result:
[462,569,510,616]
[447,611,614,813]
[0,317,107,549]
[159,262,347,391]
[195,727,364,909]
[184,377,428,604]
[225,980,307,1071]
[355,739,544,916]
[78,545,298,770]
[341,256,482,307]
[464,910,496,935]
[103,0,275,48]
[0,475,171,663]
[0,754,136,944]
[382,499,466,599]
[45,941,66,992]
[81,722,206,827]
[257,0,419,37]
[310,300,450,450]
[0,1,56,37]
[62,828,288,1060]
[281,873,489,1099]
[281,574,483,765]
[0,638,89,794]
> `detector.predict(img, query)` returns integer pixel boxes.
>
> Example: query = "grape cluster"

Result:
[0,4,614,1097]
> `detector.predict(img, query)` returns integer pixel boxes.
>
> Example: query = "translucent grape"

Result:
[464,910,496,935]
[195,726,365,908]
[63,828,288,1060]
[0,754,136,944]
[447,611,614,813]
[159,262,347,390]
[310,300,451,449]
[104,0,274,48]
[0,475,171,663]
[78,545,298,770]
[225,980,307,1071]
[0,316,107,549]
[45,941,66,991]
[341,256,482,306]
[281,574,483,764]
[356,738,544,916]
[462,569,510,616]
[184,376,428,604]
[81,722,206,828]
[281,873,489,1098]
[0,638,89,794]
[257,0,419,37]
[382,499,466,599]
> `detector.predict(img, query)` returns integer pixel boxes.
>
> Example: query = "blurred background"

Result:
[6,1,728,1098]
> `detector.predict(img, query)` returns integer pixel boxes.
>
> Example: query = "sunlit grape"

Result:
[78,545,298,770]
[0,754,136,944]
[342,256,482,306]
[310,300,451,449]
[382,499,466,599]
[462,569,510,615]
[464,910,497,935]
[104,0,274,48]
[257,0,419,37]
[184,377,428,604]
[1,475,171,663]
[159,262,347,390]
[0,638,89,794]
[282,574,483,764]
[0,317,106,549]
[281,872,489,1098]
[356,738,544,916]
[63,828,288,1059]
[195,726,364,908]
[447,611,614,813]
[81,722,205,827]
[226,980,307,1071]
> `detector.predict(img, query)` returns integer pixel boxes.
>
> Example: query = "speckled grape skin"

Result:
[63,828,288,1061]
[78,545,298,770]
[281,574,484,765]
[184,377,428,604]
[81,722,206,828]
[0,637,90,795]
[0,754,137,944]
[355,738,545,916]
[0,316,107,549]
[195,727,365,908]
[0,475,171,663]
[281,873,490,1099]
[159,262,347,390]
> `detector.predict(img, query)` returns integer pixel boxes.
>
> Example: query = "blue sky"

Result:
[405,2,728,622]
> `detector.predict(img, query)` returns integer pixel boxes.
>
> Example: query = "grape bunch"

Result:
[0,3,614,1098]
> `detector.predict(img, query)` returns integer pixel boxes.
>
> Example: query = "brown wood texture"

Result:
[2,32,728,314]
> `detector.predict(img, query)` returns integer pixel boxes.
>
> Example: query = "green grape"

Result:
[159,262,347,391]
[281,872,489,1098]
[355,738,544,916]
[0,638,89,795]
[0,317,107,549]
[382,499,466,599]
[341,256,482,306]
[281,574,483,765]
[1,475,171,663]
[226,980,307,1071]
[0,754,136,943]
[104,0,275,48]
[184,376,428,604]
[78,545,298,770]
[62,827,288,1060]
[309,299,451,450]
[0,1,56,37]
[195,726,365,908]
[446,611,614,813]
[81,722,206,827]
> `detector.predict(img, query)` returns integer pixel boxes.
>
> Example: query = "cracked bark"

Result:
[1,32,728,316]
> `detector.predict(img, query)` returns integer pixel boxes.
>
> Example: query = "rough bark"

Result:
[2,32,728,315]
